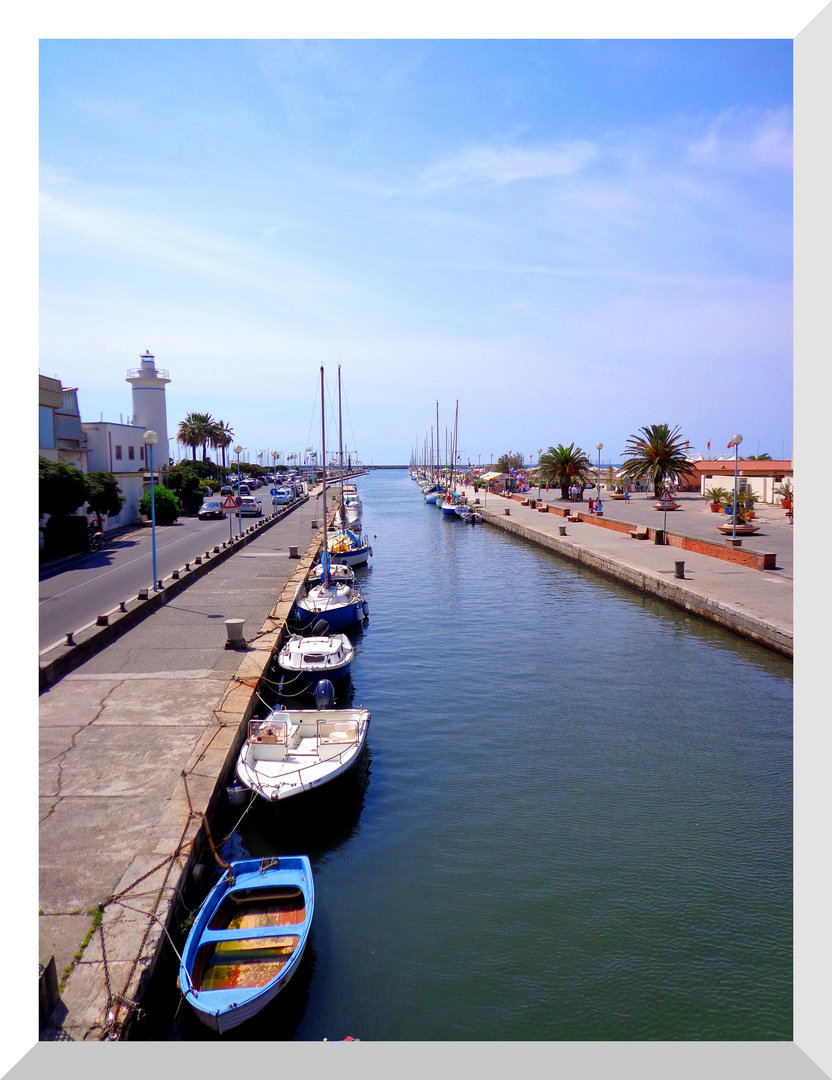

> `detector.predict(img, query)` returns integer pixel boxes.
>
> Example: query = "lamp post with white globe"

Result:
[731,434,743,541]
[142,430,159,591]
[596,442,603,505]
[234,444,243,537]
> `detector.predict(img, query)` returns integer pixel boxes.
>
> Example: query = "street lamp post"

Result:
[596,442,603,506]
[234,443,243,537]
[538,447,543,500]
[142,430,159,591]
[731,433,743,541]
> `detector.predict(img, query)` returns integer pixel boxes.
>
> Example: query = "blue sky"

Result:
[39,39,793,466]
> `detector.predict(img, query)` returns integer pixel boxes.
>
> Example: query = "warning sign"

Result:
[222,495,238,510]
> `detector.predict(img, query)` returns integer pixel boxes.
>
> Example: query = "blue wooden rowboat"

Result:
[179,856,314,1033]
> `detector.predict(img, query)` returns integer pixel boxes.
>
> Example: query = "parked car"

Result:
[237,484,251,496]
[273,487,294,505]
[293,480,305,497]
[238,496,263,517]
[220,485,233,497]
[198,499,225,520]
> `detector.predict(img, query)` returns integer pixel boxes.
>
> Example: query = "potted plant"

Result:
[705,486,729,512]
[775,479,792,513]
[737,490,758,519]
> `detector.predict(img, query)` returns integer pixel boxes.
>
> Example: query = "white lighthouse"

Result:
[127,350,171,469]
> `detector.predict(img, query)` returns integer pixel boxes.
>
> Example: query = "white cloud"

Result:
[687,106,793,172]
[422,139,598,189]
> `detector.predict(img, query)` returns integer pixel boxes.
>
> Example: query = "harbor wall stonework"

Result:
[479,509,792,658]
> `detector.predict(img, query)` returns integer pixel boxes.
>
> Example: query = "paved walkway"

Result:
[525,487,794,576]
[455,483,792,654]
[39,497,326,1040]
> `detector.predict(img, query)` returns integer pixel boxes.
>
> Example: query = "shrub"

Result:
[139,485,180,526]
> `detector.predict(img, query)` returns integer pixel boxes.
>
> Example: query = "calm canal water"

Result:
[139,469,793,1041]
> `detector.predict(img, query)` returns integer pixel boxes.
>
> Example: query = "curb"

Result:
[38,497,310,693]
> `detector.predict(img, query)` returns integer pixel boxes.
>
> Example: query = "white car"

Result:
[273,487,295,505]
[238,496,263,517]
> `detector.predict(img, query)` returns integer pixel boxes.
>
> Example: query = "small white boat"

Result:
[277,633,353,690]
[236,707,371,802]
[308,561,355,585]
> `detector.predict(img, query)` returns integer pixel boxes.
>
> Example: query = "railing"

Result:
[126,368,170,380]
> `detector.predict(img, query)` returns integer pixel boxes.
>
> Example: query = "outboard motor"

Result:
[311,618,330,637]
[314,679,335,710]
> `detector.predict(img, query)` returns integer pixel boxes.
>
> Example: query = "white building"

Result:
[80,350,171,530]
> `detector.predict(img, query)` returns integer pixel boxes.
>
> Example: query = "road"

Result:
[38,488,321,651]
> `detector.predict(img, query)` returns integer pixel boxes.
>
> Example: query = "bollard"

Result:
[224,618,246,650]
[119,600,127,612]
[504,508,510,516]
[205,551,210,559]
[653,529,664,545]
[184,562,191,571]
[195,556,202,565]
[558,524,567,536]
[65,632,75,646]
[171,569,180,579]
[311,520,319,529]
[138,588,149,600]
[289,545,299,558]
[157,580,163,591]
[674,560,685,579]
[96,614,108,626]
[213,545,220,553]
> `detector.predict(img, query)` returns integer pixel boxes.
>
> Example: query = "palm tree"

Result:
[177,414,201,460]
[211,419,234,469]
[539,443,592,500]
[619,424,692,496]
[177,412,217,461]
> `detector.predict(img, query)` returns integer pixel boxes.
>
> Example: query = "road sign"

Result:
[235,496,243,507]
[270,488,279,497]
[221,495,237,510]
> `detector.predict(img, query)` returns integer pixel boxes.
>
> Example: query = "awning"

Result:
[480,471,507,481]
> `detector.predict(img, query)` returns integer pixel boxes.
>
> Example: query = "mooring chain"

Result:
[94,803,197,1039]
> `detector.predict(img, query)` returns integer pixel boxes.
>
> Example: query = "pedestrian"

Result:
[624,489,630,503]
[588,496,594,514]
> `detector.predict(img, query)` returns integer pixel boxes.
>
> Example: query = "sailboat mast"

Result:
[337,363,346,523]
[452,399,458,495]
[436,400,439,481]
[320,365,329,586]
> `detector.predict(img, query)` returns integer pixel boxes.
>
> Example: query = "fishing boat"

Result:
[236,703,371,802]
[454,504,480,524]
[295,366,368,631]
[179,855,314,1034]
[277,632,354,690]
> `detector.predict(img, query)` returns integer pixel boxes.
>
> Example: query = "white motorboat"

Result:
[308,561,355,585]
[236,706,371,802]
[277,633,353,690]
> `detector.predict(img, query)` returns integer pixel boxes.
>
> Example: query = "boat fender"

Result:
[362,601,369,616]
[369,547,373,557]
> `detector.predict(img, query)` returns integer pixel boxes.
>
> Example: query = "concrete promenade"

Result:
[39,492,328,1040]
[456,483,793,657]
